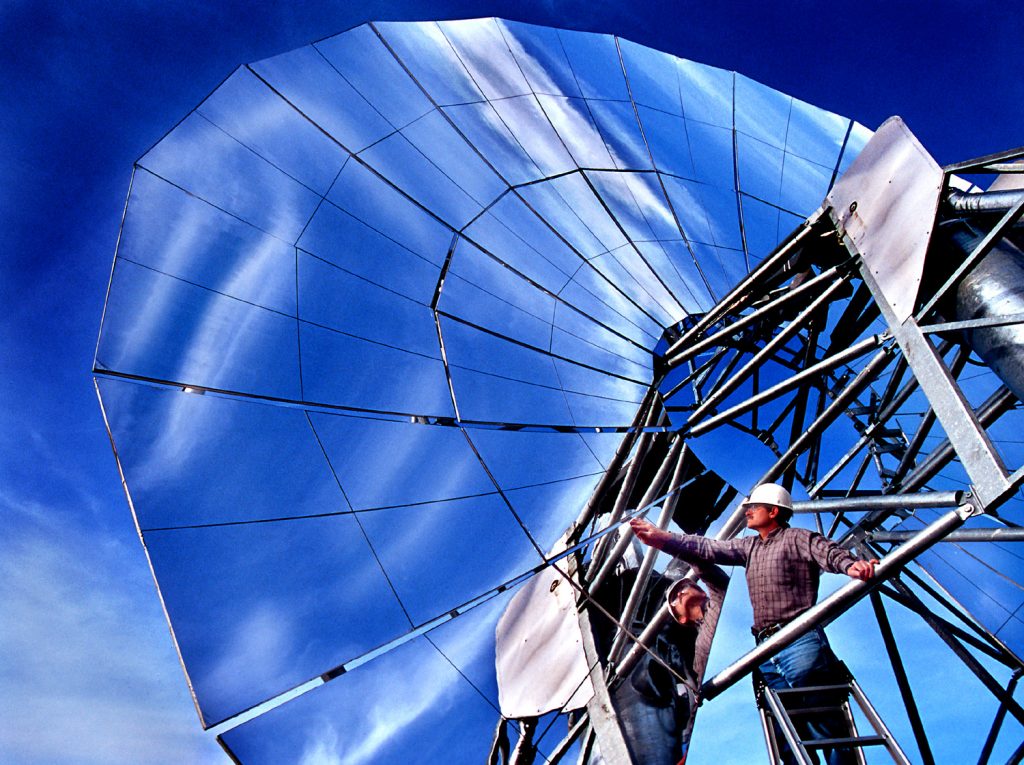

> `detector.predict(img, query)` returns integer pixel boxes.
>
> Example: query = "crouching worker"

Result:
[591,562,727,765]
[630,483,878,765]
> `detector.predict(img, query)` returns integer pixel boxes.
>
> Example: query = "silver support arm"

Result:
[764,346,896,482]
[792,491,962,515]
[542,714,588,765]
[665,220,818,359]
[588,437,683,592]
[508,718,537,765]
[686,276,851,426]
[606,446,689,664]
[568,389,659,543]
[867,528,1024,543]
[665,262,845,370]
[586,406,661,568]
[689,334,886,438]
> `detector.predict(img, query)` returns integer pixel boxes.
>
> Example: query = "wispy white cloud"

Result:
[298,722,344,765]
[286,658,450,765]
[0,495,226,765]
[203,600,294,706]
[362,610,495,763]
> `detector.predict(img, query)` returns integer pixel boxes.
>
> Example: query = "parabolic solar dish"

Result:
[95,17,1024,764]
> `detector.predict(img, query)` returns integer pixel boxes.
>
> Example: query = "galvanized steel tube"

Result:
[947,188,1024,215]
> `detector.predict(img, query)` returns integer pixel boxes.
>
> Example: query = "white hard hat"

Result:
[741,482,793,511]
[665,579,707,623]
[666,578,699,605]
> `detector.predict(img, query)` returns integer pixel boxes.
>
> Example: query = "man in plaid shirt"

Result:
[630,482,877,765]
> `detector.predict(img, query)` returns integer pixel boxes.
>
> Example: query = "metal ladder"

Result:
[755,664,911,764]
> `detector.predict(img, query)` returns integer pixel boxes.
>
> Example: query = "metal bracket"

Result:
[956,491,984,519]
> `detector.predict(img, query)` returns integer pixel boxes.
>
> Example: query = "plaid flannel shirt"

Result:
[662,526,856,632]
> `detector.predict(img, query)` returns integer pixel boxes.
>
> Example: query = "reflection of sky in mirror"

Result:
[220,587,517,764]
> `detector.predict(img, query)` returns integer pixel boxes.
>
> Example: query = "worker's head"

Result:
[741,482,794,530]
[666,579,709,626]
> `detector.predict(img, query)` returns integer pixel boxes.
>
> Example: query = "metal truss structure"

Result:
[496,125,1024,765]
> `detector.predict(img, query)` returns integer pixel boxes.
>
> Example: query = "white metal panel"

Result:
[495,560,594,717]
[827,116,944,323]
[947,174,976,193]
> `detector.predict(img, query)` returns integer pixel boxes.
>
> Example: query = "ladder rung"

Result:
[783,705,847,716]
[777,691,850,707]
[760,666,910,763]
[775,683,850,694]
[803,735,888,749]
[778,698,848,708]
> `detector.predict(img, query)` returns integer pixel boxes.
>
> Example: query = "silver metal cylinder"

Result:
[793,490,962,515]
[955,233,1024,402]
[947,188,1024,215]
[866,527,1024,543]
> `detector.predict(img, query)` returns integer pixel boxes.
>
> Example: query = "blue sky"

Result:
[2,2,1022,764]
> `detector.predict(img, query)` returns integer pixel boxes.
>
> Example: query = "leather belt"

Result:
[752,622,785,643]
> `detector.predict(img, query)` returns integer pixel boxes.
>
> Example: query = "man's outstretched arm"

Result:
[629,518,749,566]
[629,517,677,551]
[806,531,878,581]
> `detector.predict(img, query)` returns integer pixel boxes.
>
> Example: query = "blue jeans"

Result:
[757,627,856,765]
[590,659,692,765]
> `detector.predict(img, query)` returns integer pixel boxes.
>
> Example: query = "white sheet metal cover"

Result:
[827,116,943,323]
[495,560,594,717]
